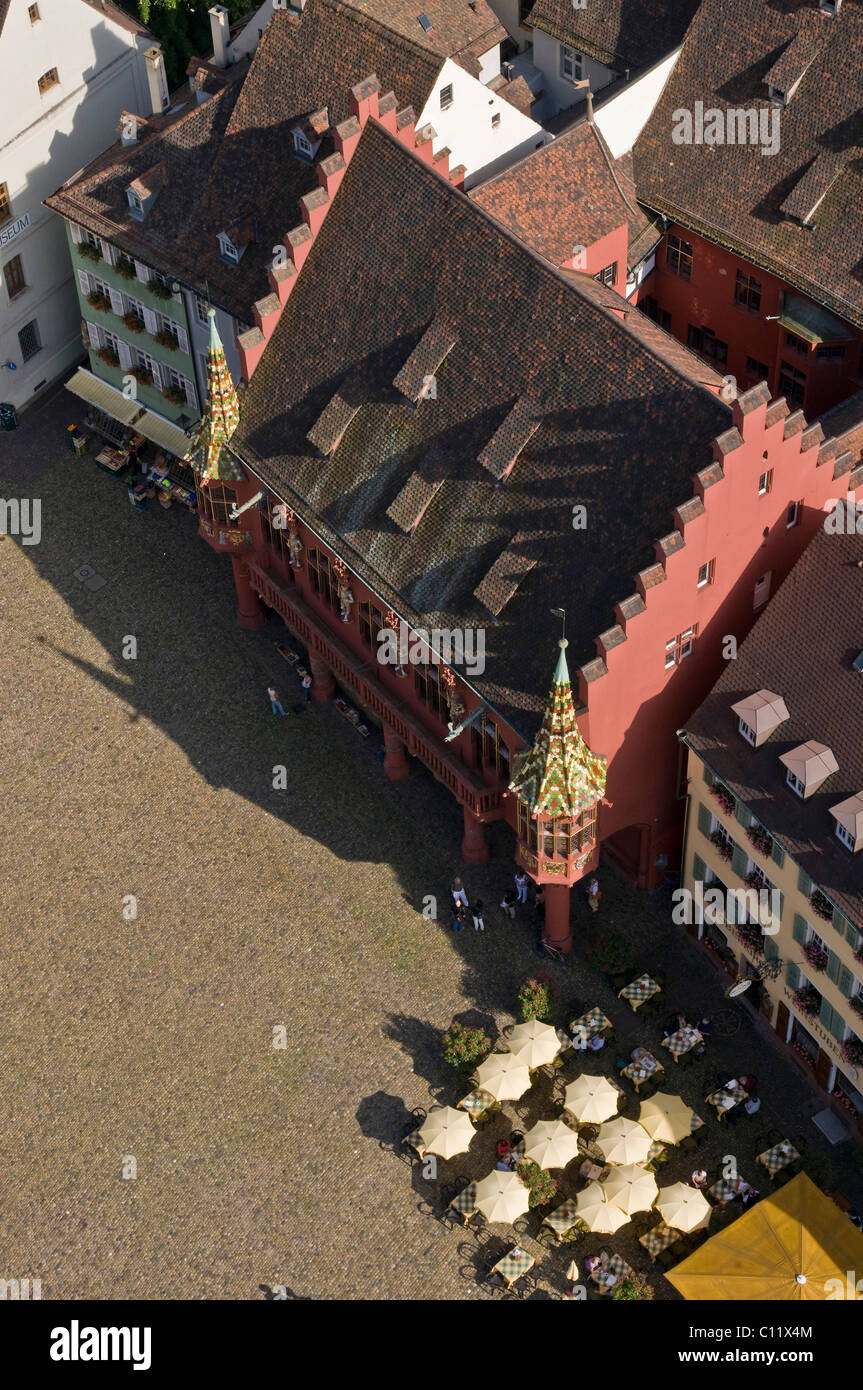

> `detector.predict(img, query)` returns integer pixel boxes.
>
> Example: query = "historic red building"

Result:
[192,75,863,950]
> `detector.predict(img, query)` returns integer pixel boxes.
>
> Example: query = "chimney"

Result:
[585,88,594,122]
[209,5,231,69]
[144,46,169,115]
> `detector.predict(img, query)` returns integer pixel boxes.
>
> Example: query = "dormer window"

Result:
[780,741,839,799]
[837,822,855,849]
[293,130,313,159]
[218,233,239,264]
[768,86,786,107]
[830,793,863,853]
[127,189,143,218]
[786,769,805,798]
[730,690,789,748]
[819,0,840,14]
[738,718,756,746]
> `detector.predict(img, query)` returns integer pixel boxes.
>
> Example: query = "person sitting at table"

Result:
[697,1016,714,1037]
[717,1070,736,1087]
[662,1012,687,1038]
[690,1169,709,1188]
[736,1180,759,1207]
[739,1073,758,1094]
[725,1099,747,1126]
[632,1046,652,1065]
[495,1158,512,1171]
[496,1139,511,1159]
[744,1094,761,1115]
[586,1032,605,1051]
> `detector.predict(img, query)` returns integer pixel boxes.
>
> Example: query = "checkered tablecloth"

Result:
[618,975,661,1009]
[706,1083,746,1114]
[543,1199,579,1235]
[647,1140,667,1165]
[404,1128,426,1157]
[662,1027,704,1059]
[449,1181,478,1215]
[492,1247,535,1287]
[590,1253,634,1289]
[622,1052,664,1088]
[639,1222,679,1258]
[457,1088,496,1115]
[571,1007,613,1037]
[709,1178,740,1204]
[757,1141,800,1176]
[691,1112,705,1133]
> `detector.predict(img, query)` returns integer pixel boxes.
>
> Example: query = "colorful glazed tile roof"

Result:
[508,640,607,816]
[196,310,245,484]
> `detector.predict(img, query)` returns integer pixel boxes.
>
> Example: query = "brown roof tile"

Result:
[524,0,700,71]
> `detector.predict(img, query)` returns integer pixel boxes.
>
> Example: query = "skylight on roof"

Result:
[418,13,432,30]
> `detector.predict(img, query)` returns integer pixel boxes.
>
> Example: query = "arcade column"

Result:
[544,883,572,953]
[461,806,488,864]
[308,647,336,702]
[231,556,265,630]
[382,721,410,781]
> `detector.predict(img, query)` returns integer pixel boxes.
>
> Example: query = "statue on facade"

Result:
[442,666,465,730]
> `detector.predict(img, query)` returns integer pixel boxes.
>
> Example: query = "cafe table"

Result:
[639,1222,680,1260]
[457,1088,497,1118]
[590,1253,634,1293]
[448,1181,478,1220]
[646,1140,667,1166]
[709,1177,742,1204]
[706,1082,746,1117]
[622,1052,664,1091]
[404,1128,427,1158]
[662,1026,704,1061]
[570,1006,613,1039]
[618,975,661,1011]
[491,1246,535,1289]
[542,1199,580,1238]
[757,1140,800,1177]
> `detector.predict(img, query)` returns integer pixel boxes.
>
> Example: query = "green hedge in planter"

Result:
[515,1158,557,1208]
[116,255,138,279]
[518,977,551,1021]
[78,241,101,262]
[148,277,173,300]
[610,1273,655,1301]
[442,1021,491,1071]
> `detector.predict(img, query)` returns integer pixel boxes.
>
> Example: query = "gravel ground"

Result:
[0,396,860,1301]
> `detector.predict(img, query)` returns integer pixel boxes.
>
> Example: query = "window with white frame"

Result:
[561,45,583,81]
[195,295,210,326]
[135,347,157,376]
[786,768,805,797]
[167,366,194,405]
[158,313,179,337]
[124,292,146,318]
[218,234,239,264]
[786,500,800,528]
[292,130,313,158]
[697,559,715,588]
[738,717,756,746]
[664,626,697,668]
[836,821,856,850]
[101,328,120,356]
[758,468,773,495]
[440,83,454,109]
[126,188,143,216]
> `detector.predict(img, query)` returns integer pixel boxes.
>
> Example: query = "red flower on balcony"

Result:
[710,784,736,816]
[802,939,828,972]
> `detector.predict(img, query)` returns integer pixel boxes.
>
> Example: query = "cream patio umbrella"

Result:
[507,1020,561,1069]
[575,1181,629,1234]
[658,1182,712,1233]
[418,1106,476,1161]
[476,1051,532,1102]
[638,1093,695,1145]
[596,1116,653,1166]
[523,1118,582,1170]
[563,1074,621,1125]
[603,1164,659,1216]
[474,1169,531,1224]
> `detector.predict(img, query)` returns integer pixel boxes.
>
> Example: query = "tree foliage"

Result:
[117,0,252,91]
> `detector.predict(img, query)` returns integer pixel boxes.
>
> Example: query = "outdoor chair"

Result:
[773,1168,792,1187]
[509,1130,524,1147]
[787,1158,803,1177]
[657,1248,679,1271]
[765,1127,784,1146]
[610,972,631,991]
[679,1135,697,1152]
[508,1273,538,1299]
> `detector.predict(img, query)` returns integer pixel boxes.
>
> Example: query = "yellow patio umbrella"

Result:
[476,1051,532,1101]
[418,1106,476,1160]
[507,1019,561,1069]
[575,1181,629,1234]
[603,1163,659,1216]
[658,1182,712,1233]
[523,1118,582,1169]
[564,1074,621,1125]
[474,1169,531,1224]
[638,1092,695,1144]
[596,1116,653,1166]
[669,1173,863,1300]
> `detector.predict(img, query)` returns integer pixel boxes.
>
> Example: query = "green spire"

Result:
[509,639,607,818]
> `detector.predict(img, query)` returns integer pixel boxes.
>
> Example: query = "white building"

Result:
[0,0,158,416]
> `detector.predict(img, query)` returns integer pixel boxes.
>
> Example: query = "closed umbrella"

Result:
[575,1181,629,1234]
[523,1118,582,1170]
[638,1093,694,1145]
[603,1164,659,1216]
[476,1051,532,1101]
[564,1074,621,1125]
[596,1116,653,1166]
[474,1169,531,1224]
[508,1020,561,1069]
[659,1182,712,1233]
[418,1106,476,1160]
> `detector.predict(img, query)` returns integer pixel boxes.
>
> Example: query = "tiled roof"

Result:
[524,0,700,71]
[685,524,863,930]
[45,0,451,321]
[343,0,505,65]
[231,117,732,736]
[633,0,863,332]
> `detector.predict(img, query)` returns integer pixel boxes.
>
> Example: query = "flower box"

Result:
[130,365,153,386]
[810,890,834,922]
[161,385,186,404]
[735,922,764,956]
[832,1088,859,1118]
[746,824,772,857]
[744,869,768,893]
[710,784,736,816]
[792,986,821,1017]
[841,1037,863,1067]
[95,345,119,368]
[115,255,138,280]
[148,277,173,300]
[85,290,111,312]
[849,994,863,1019]
[153,329,179,351]
[122,312,145,333]
[802,940,828,972]
[709,829,733,862]
[78,241,101,262]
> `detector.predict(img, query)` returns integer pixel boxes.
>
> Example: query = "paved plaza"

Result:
[1,396,861,1300]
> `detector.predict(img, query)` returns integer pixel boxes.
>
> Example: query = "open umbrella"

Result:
[564,1074,621,1125]
[658,1182,712,1233]
[507,1019,561,1069]
[476,1052,532,1102]
[596,1116,653,1166]
[638,1093,694,1145]
[603,1164,659,1216]
[523,1118,582,1170]
[418,1106,476,1160]
[474,1169,531,1224]
[575,1181,629,1234]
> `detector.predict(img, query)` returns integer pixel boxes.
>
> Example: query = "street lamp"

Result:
[725,955,784,998]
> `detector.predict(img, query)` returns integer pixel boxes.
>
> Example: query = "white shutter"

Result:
[85,321,101,349]
[103,242,118,267]
[135,259,150,284]
[70,223,82,244]
[150,359,164,391]
[108,287,125,316]
[143,306,159,335]
[77,268,91,296]
[118,339,133,370]
[184,375,198,409]
[176,323,189,355]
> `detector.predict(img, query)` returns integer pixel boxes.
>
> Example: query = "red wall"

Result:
[562,222,629,298]
[636,226,863,421]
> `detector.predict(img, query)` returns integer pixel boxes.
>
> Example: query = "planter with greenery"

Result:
[85,290,111,312]
[161,384,186,405]
[746,824,772,857]
[744,869,768,893]
[518,977,551,1022]
[78,241,101,262]
[734,920,764,956]
[148,277,173,300]
[442,1021,491,1072]
[154,328,179,351]
[849,994,863,1019]
[122,312,145,333]
[793,986,821,1017]
[710,783,736,816]
[709,829,733,862]
[116,254,138,280]
[610,1273,655,1301]
[95,345,119,368]
[810,890,834,922]
[515,1158,557,1208]
[802,940,828,972]
[130,364,153,387]
[841,1036,863,1068]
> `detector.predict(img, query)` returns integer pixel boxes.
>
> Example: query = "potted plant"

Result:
[709,829,733,862]
[710,783,736,816]
[611,1273,655,1301]
[95,344,120,368]
[154,327,179,351]
[442,1021,491,1072]
[85,289,111,312]
[162,384,186,405]
[810,890,834,922]
[841,1036,863,1068]
[802,939,828,972]
[793,985,821,1017]
[115,254,137,279]
[515,1158,557,1208]
[736,921,764,956]
[79,240,101,262]
[849,994,863,1019]
[746,824,772,857]
[148,276,173,300]
[130,364,153,387]
[745,868,767,893]
[518,977,551,1022]
[122,311,145,333]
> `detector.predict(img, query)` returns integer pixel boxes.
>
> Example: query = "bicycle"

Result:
[537,935,566,964]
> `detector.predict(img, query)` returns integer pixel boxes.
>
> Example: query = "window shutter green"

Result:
[786,962,801,990]
[798,867,812,895]
[775,890,784,922]
[697,802,712,837]
[832,909,849,939]
[838,965,855,998]
[846,924,862,953]
[692,853,706,883]
[764,935,779,962]
[703,767,715,788]
[819,996,833,1030]
[826,950,840,985]
[830,1009,848,1044]
[771,839,785,868]
[731,844,748,878]
[734,799,750,827]
[792,914,808,945]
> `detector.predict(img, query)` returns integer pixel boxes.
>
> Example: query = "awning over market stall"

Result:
[132,408,194,459]
[65,368,142,425]
[668,1173,863,1300]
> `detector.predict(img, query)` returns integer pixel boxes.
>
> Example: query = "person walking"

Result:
[586,878,601,913]
[500,889,517,920]
[451,902,467,933]
[301,673,313,703]
[534,885,546,924]
[450,877,469,908]
[514,870,528,904]
[267,686,287,716]
[471,900,485,932]
[690,1169,708,1189]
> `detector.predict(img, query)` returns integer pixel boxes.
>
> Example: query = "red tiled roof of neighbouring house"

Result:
[343,0,505,68]
[633,0,863,332]
[524,0,701,72]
